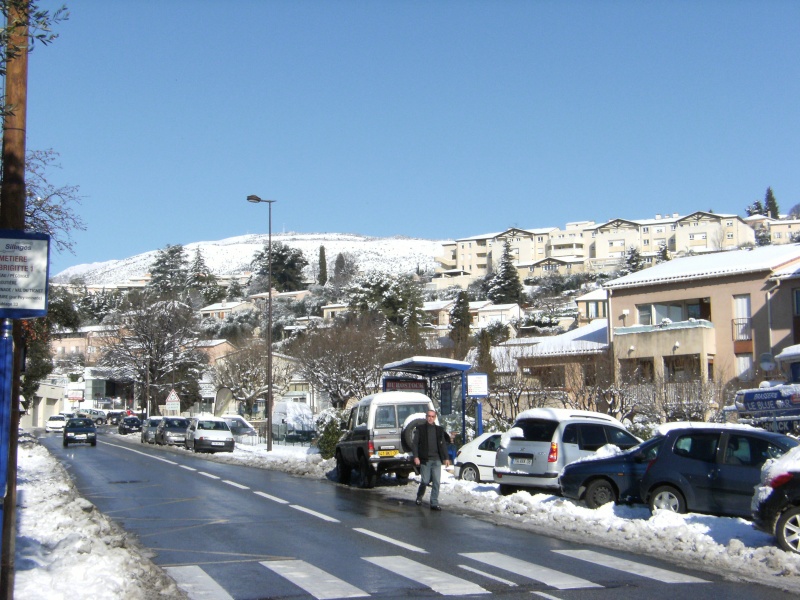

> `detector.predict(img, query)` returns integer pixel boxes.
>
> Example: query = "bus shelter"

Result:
[382,356,474,443]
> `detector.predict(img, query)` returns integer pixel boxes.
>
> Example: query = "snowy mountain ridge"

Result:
[52,232,448,286]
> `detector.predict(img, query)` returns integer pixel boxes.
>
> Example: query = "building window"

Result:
[727,232,734,239]
[643,239,650,246]
[775,232,782,239]
[638,305,652,325]
[655,227,664,233]
[793,289,800,315]
[671,224,677,231]
[736,354,754,381]
[726,220,733,227]
[642,227,649,233]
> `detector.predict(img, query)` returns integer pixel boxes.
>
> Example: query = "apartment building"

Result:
[436,212,756,285]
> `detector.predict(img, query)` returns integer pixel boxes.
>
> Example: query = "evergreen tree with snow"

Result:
[249,242,308,293]
[486,240,523,305]
[147,244,189,300]
[475,329,496,385]
[449,291,472,360]
[655,243,671,264]
[226,277,245,300]
[187,248,225,306]
[746,199,766,217]
[765,187,780,219]
[318,245,328,286]
[623,246,645,274]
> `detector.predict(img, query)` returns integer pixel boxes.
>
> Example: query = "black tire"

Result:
[96,419,105,425]
[401,416,427,453]
[62,440,68,448]
[358,455,377,489]
[395,470,410,481]
[90,440,96,447]
[776,506,800,554]
[459,463,480,482]
[649,485,686,514]
[584,479,617,509]
[499,484,516,496]
[336,453,351,485]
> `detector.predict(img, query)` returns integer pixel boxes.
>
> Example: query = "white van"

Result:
[272,401,315,442]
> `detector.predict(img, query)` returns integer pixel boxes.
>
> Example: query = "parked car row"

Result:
[131,414,237,454]
[451,409,800,555]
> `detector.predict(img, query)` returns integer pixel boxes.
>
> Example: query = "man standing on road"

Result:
[413,409,451,510]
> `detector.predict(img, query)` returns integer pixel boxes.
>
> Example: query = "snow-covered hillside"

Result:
[52,233,447,286]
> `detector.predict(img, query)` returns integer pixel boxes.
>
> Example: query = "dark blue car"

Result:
[559,436,664,508]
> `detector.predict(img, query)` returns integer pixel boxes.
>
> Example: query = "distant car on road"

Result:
[186,416,234,453]
[155,417,190,446]
[63,418,97,447]
[118,416,142,435]
[45,414,67,433]
[455,432,502,483]
[141,417,163,444]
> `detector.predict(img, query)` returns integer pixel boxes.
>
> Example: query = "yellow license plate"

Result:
[378,450,398,457]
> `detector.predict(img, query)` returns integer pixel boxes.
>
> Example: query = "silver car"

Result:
[141,417,163,444]
[494,408,640,495]
[155,417,190,446]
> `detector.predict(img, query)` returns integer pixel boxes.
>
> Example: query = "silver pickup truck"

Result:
[335,391,434,488]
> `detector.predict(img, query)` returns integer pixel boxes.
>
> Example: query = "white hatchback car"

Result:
[455,432,502,483]
[186,416,235,453]
[45,414,67,433]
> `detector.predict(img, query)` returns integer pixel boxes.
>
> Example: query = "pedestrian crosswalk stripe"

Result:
[461,552,601,590]
[458,564,517,586]
[364,556,489,595]
[553,549,709,584]
[353,528,427,553]
[165,565,234,600]
[262,559,369,599]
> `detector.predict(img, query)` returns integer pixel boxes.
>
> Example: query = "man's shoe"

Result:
[415,498,422,506]
[430,505,442,511]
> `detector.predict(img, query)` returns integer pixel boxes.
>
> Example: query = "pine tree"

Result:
[226,278,244,300]
[624,246,645,273]
[476,329,496,386]
[655,243,671,264]
[250,242,308,292]
[746,199,766,217]
[449,291,472,360]
[318,245,328,286]
[187,248,225,306]
[147,244,189,300]
[765,187,780,219]
[486,240,523,304]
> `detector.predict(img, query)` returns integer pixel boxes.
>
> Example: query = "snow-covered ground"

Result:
[15,429,800,599]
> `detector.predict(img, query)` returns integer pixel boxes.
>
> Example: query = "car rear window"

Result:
[514,419,559,442]
[396,403,431,424]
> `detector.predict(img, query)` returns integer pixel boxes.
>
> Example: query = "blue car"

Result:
[559,436,664,508]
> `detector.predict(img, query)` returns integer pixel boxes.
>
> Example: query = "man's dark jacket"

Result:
[412,422,451,463]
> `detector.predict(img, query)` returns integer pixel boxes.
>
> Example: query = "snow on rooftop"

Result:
[605,244,800,290]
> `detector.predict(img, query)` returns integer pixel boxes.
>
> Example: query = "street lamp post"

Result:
[247,195,276,451]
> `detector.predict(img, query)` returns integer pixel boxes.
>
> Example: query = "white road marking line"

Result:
[352,528,428,553]
[553,549,709,584]
[179,465,197,471]
[262,559,369,599]
[290,504,340,522]
[533,592,563,600]
[222,480,249,489]
[253,491,289,504]
[461,552,601,590]
[364,556,489,595]
[164,565,233,600]
[458,564,517,585]
[198,472,220,479]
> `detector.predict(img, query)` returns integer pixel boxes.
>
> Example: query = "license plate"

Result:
[512,457,532,465]
[211,441,224,446]
[378,450,398,457]
[75,434,86,439]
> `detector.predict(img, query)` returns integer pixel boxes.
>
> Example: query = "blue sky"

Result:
[26,1,800,275]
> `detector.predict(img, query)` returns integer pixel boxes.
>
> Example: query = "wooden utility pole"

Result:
[0,1,30,598]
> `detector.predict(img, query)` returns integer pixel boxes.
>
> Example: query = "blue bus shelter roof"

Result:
[383,356,472,377]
